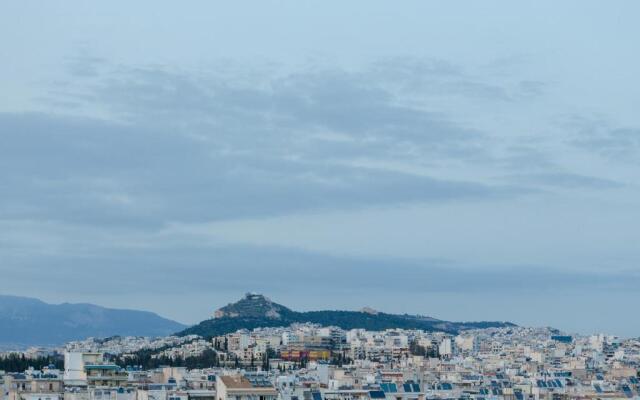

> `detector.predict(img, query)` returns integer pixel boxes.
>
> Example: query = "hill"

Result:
[179,293,514,337]
[0,295,186,348]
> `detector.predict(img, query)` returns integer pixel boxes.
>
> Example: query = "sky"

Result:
[1,1,639,337]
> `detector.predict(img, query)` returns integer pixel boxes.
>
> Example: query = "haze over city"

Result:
[1,1,639,337]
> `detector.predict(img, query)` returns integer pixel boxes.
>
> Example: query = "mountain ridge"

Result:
[0,294,187,348]
[179,293,515,337]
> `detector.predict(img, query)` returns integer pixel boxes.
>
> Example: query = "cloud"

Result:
[369,56,545,102]
[65,52,108,78]
[79,65,489,154]
[0,111,517,226]
[561,115,640,161]
[576,127,640,160]
[2,238,637,298]
[503,172,623,189]
[4,56,578,230]
[3,57,628,230]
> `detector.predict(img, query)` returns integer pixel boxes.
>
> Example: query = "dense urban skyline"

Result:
[1,1,639,337]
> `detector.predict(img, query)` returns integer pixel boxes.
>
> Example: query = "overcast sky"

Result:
[1,1,639,337]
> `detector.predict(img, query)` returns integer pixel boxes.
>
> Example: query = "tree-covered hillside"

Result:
[178,294,514,337]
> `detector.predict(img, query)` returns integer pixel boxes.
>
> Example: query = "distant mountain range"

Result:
[0,295,186,348]
[179,293,515,337]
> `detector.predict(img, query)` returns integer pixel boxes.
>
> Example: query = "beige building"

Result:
[2,374,63,400]
[215,376,277,400]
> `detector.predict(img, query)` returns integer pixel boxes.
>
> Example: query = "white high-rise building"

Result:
[63,352,102,386]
